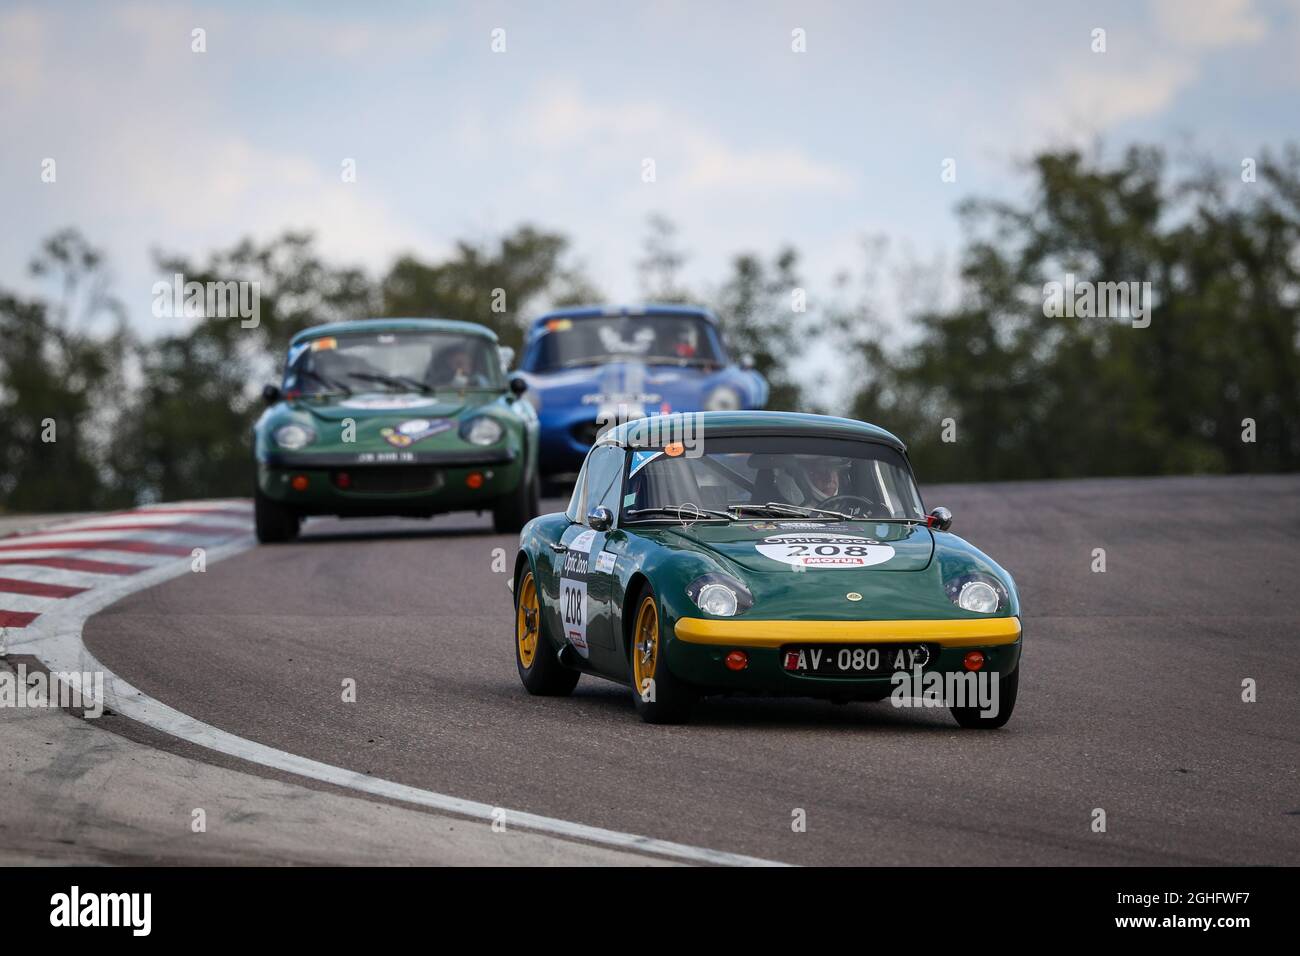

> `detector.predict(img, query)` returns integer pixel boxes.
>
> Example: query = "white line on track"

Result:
[8,525,787,867]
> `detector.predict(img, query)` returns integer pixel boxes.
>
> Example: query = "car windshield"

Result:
[284,331,503,395]
[526,315,724,371]
[622,436,925,522]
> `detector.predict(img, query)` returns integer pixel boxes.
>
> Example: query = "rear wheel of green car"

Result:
[629,585,695,725]
[494,470,540,534]
[514,569,580,696]
[950,665,1018,729]
[254,488,300,543]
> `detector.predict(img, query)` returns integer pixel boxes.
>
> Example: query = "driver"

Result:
[433,345,479,388]
[803,459,843,503]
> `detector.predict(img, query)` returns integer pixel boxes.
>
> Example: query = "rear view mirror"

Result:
[509,375,528,397]
[587,506,613,532]
[262,384,282,405]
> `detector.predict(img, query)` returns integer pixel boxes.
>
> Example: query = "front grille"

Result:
[333,467,443,495]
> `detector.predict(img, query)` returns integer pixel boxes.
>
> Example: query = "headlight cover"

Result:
[944,573,1006,614]
[273,423,315,450]
[686,573,753,617]
[704,385,742,411]
[460,416,504,446]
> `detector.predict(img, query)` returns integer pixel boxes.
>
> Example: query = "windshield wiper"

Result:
[347,372,433,394]
[625,505,731,522]
[298,368,352,395]
[728,502,853,521]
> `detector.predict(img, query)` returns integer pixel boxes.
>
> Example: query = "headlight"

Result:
[273,424,314,450]
[686,573,753,617]
[956,580,1000,614]
[460,416,503,446]
[704,386,742,411]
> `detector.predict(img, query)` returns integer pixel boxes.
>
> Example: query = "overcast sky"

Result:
[3,0,1298,336]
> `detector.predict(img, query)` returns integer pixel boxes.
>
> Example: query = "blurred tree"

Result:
[0,230,131,512]
[841,145,1300,480]
[712,247,807,411]
[109,233,375,502]
[636,214,691,304]
[380,225,597,353]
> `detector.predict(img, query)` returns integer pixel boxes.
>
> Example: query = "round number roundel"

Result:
[755,533,895,570]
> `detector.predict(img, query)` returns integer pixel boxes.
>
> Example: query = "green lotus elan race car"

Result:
[510,411,1022,728]
[253,318,539,542]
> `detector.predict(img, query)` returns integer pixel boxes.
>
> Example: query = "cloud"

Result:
[1151,0,1267,49]
[521,84,855,196]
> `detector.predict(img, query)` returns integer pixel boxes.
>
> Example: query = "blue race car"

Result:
[512,305,768,480]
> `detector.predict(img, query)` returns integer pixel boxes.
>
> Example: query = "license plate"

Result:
[782,643,932,676]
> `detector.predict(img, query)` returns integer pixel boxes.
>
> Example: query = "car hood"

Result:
[292,392,474,423]
[653,519,935,573]
[521,361,729,415]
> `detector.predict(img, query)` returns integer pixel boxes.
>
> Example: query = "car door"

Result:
[554,445,622,664]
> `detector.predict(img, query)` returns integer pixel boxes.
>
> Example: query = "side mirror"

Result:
[587,506,613,532]
[927,507,953,532]
[262,384,283,405]
[509,375,528,397]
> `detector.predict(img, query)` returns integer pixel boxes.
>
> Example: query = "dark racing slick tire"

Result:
[254,488,300,543]
[494,471,540,535]
[950,665,1018,729]
[514,569,580,696]
[629,585,695,725]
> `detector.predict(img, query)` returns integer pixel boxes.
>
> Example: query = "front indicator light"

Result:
[466,472,484,489]
[290,475,309,491]
[964,651,985,671]
[725,650,748,671]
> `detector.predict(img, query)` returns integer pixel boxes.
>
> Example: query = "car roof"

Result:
[528,304,718,332]
[290,318,498,345]
[597,410,906,451]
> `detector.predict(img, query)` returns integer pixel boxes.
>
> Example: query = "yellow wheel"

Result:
[514,566,579,696]
[516,571,540,669]
[631,594,659,693]
[628,585,694,724]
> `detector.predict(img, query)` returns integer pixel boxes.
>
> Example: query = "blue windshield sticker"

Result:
[629,451,661,476]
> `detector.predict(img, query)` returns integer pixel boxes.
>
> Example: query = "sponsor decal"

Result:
[777,521,833,529]
[380,418,452,448]
[594,551,617,574]
[560,530,598,657]
[755,533,895,570]
[339,395,433,411]
[629,450,661,476]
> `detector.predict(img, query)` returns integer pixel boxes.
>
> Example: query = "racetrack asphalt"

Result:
[82,475,1300,865]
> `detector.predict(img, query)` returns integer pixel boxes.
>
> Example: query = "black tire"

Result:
[254,488,300,543]
[628,584,695,724]
[514,568,580,696]
[950,665,1018,729]
[493,469,540,534]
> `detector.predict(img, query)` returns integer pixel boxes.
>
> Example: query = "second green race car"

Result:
[511,410,1021,728]
[253,318,539,542]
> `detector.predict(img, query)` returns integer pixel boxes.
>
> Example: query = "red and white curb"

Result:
[1,502,784,867]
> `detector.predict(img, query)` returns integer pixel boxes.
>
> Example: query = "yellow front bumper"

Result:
[673,616,1022,649]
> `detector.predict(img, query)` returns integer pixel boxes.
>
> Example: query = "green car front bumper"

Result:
[666,616,1022,700]
[257,447,523,517]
